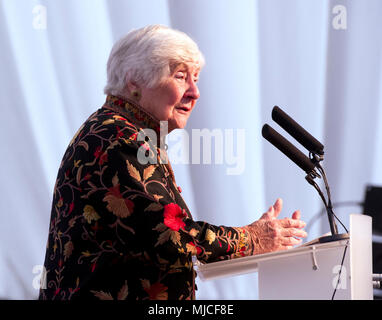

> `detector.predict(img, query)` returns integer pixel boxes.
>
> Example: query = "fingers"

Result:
[261,205,274,219]
[292,210,301,220]
[279,217,308,249]
[281,236,303,246]
[253,202,308,254]
[280,217,306,229]
[262,198,283,220]
[280,228,308,238]
[272,198,283,218]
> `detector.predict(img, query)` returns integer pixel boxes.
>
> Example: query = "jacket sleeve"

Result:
[97,126,254,265]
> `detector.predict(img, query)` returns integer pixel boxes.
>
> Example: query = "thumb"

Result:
[292,210,301,220]
[272,198,283,218]
[261,205,274,219]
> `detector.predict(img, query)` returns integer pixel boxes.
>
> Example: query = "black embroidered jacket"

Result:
[39,95,253,300]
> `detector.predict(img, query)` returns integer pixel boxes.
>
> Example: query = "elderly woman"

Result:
[39,25,307,300]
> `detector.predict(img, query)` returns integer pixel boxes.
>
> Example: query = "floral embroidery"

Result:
[39,95,252,301]
[143,282,168,300]
[83,205,100,223]
[163,203,187,231]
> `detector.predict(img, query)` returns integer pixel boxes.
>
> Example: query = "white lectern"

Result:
[196,214,373,300]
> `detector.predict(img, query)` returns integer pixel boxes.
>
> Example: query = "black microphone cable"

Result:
[313,160,349,234]
[332,242,348,300]
[305,201,363,237]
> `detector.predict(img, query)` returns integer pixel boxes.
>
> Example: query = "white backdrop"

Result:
[0,0,381,299]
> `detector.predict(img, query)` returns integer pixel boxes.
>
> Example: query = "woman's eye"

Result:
[175,72,186,80]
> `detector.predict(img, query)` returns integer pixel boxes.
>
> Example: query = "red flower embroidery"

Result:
[94,146,102,158]
[128,132,138,141]
[104,185,135,218]
[163,203,187,231]
[91,222,103,232]
[116,126,124,138]
[69,287,79,294]
[144,282,168,300]
[187,241,202,255]
[68,202,74,215]
[99,153,108,165]
[94,146,108,165]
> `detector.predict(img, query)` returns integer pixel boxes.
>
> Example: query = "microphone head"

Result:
[272,106,324,156]
[262,124,316,174]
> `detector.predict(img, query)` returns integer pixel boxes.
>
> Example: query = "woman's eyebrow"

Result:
[176,65,189,72]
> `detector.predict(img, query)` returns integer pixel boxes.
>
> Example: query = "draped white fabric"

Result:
[0,0,381,299]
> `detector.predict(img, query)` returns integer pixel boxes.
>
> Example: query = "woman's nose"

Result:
[186,78,200,100]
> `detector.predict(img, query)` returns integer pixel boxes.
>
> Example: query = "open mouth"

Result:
[175,106,191,112]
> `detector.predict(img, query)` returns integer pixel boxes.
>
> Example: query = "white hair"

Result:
[104,25,205,97]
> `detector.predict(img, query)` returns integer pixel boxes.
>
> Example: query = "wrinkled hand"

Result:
[244,198,307,255]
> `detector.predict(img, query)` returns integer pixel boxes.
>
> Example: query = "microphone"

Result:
[262,124,316,174]
[263,108,349,243]
[272,106,324,156]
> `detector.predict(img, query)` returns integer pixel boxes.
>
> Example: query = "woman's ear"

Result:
[126,80,141,101]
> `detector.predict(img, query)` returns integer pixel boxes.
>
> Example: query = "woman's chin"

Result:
[168,117,189,132]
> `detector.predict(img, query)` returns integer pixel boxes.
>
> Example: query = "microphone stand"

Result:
[305,153,349,243]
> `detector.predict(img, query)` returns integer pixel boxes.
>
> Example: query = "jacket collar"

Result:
[104,95,160,133]
[103,95,169,148]
[103,95,176,185]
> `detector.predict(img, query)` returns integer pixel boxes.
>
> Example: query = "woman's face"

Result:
[137,63,201,132]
